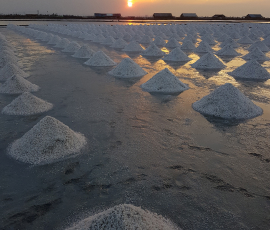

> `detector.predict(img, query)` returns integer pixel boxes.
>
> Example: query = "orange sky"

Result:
[1,0,270,17]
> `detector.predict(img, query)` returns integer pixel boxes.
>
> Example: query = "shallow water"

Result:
[0,24,270,230]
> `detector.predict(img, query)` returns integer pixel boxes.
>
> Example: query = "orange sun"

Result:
[128,1,133,7]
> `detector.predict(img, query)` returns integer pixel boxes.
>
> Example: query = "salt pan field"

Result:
[0,21,270,230]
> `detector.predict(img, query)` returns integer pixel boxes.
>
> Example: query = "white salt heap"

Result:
[8,116,87,165]
[195,41,213,53]
[139,35,152,44]
[165,38,180,48]
[193,83,263,119]
[180,40,196,50]
[153,36,166,47]
[55,38,70,48]
[62,41,81,53]
[48,35,61,45]
[2,92,53,115]
[215,44,240,57]
[141,68,189,94]
[248,41,270,52]
[122,41,144,52]
[0,63,29,81]
[191,52,226,70]
[242,47,270,61]
[237,35,254,44]
[102,36,115,46]
[142,43,165,57]
[72,45,94,58]
[228,60,270,80]
[111,38,127,49]
[163,47,191,62]
[108,58,147,78]
[66,204,180,230]
[0,74,39,94]
[84,51,116,67]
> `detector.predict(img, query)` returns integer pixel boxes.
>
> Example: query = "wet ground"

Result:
[0,24,270,230]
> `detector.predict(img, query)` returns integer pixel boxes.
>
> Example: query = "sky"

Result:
[1,0,270,18]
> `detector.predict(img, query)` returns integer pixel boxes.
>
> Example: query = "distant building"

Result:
[153,13,173,19]
[180,13,198,19]
[212,14,226,20]
[94,13,121,19]
[245,14,263,19]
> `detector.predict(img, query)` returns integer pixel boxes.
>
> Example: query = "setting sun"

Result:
[128,0,133,7]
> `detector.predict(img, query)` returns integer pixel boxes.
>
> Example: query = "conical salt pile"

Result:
[0,55,21,68]
[62,41,81,53]
[180,40,196,50]
[2,92,53,115]
[248,41,270,52]
[242,47,270,61]
[163,47,191,62]
[228,60,270,80]
[54,38,70,48]
[142,43,165,57]
[108,58,147,78]
[191,52,226,70]
[193,83,263,119]
[0,63,29,81]
[153,36,166,47]
[84,51,116,67]
[72,45,95,58]
[111,38,127,49]
[48,35,61,45]
[122,41,144,52]
[139,35,152,44]
[215,44,240,56]
[7,116,87,165]
[102,36,115,46]
[237,35,254,44]
[220,38,239,48]
[0,74,39,94]
[165,38,180,48]
[66,204,180,230]
[141,68,189,94]
[195,41,213,53]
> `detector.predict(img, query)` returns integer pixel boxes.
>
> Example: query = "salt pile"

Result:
[108,58,147,78]
[248,41,270,52]
[242,47,270,61]
[163,47,191,62]
[191,52,226,70]
[122,41,144,52]
[2,92,53,115]
[7,116,87,165]
[228,60,270,80]
[0,74,39,94]
[237,35,254,44]
[48,35,61,45]
[141,68,189,94]
[142,43,165,57]
[193,83,263,119]
[220,38,239,48]
[153,36,166,47]
[215,44,240,56]
[111,38,127,49]
[139,35,152,44]
[62,41,81,53]
[72,45,95,58]
[84,51,116,67]
[195,41,213,53]
[165,38,180,48]
[0,63,29,81]
[102,36,115,46]
[54,38,70,48]
[180,40,196,50]
[66,204,180,230]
